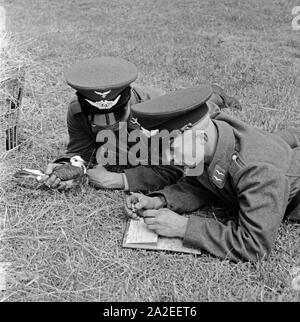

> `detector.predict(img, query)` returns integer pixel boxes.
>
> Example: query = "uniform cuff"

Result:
[123,168,149,192]
[122,173,129,191]
[183,215,205,248]
[183,215,218,250]
[148,189,180,212]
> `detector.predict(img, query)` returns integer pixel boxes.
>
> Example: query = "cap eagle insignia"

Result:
[94,90,111,98]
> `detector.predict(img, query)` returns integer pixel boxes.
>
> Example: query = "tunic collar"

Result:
[207,120,236,189]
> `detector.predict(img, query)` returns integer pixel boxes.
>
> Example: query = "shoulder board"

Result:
[68,96,82,115]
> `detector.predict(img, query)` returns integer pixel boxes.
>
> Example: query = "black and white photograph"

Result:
[0,0,299,307]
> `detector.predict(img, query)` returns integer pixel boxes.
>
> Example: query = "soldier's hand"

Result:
[124,192,166,220]
[143,208,188,238]
[87,165,125,189]
[39,163,71,191]
[39,163,61,189]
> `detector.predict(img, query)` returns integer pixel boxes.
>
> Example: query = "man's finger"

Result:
[86,169,94,176]
[51,177,61,189]
[142,209,158,218]
[87,176,100,186]
[57,181,67,191]
[45,163,60,175]
[124,205,139,220]
[145,224,157,231]
[86,169,96,178]
[144,217,156,225]
[129,192,144,199]
[43,175,57,188]
[87,165,107,177]
[124,204,132,217]
[45,174,58,186]
[135,198,152,210]
[125,195,132,209]
[129,192,148,210]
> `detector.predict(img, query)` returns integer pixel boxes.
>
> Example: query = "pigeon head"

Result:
[70,156,85,168]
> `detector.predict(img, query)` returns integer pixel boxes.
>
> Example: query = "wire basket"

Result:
[0,66,25,154]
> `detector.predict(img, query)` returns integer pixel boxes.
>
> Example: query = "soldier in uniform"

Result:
[125,87,300,262]
[41,56,241,192]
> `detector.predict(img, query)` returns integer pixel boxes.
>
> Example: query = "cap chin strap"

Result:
[171,113,210,140]
[86,95,121,110]
[190,113,210,130]
[92,103,131,134]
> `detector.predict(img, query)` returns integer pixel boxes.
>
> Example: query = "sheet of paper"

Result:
[126,218,158,244]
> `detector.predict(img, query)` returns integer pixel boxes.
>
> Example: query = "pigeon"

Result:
[13,155,88,190]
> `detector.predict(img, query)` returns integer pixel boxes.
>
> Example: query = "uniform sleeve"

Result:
[124,165,184,193]
[183,163,289,262]
[273,128,300,149]
[147,176,215,213]
[54,105,98,164]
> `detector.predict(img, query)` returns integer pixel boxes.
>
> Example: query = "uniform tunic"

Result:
[55,84,183,193]
[149,112,300,262]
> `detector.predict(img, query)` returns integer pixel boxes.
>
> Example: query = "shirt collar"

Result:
[207,120,236,188]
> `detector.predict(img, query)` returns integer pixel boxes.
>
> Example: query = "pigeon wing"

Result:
[14,169,45,178]
[13,169,47,181]
[52,164,85,181]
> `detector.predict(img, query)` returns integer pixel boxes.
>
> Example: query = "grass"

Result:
[0,0,300,301]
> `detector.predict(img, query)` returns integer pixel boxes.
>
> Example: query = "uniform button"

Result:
[232,154,237,161]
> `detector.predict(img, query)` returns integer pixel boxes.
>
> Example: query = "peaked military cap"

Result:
[65,57,138,126]
[131,85,212,130]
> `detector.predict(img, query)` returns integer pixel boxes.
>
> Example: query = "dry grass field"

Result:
[0,0,300,301]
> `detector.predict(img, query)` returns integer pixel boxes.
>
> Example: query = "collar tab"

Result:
[212,164,227,188]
